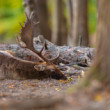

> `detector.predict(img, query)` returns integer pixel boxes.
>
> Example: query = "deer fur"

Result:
[0,51,66,80]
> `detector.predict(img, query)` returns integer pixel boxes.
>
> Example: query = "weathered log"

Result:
[0,43,94,65]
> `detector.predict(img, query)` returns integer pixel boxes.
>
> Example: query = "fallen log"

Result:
[0,43,94,65]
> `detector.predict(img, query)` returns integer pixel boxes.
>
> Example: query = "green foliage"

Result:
[88,0,97,35]
[0,0,25,42]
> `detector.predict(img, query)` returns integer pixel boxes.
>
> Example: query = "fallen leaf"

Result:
[93,94,103,102]
[81,71,85,77]
[0,94,6,97]
[25,81,29,84]
[77,76,80,79]
[68,77,72,81]
[58,80,63,82]
[23,84,28,87]
[9,85,14,89]
[55,88,60,91]
[28,84,36,87]
[63,81,68,83]
[58,80,68,83]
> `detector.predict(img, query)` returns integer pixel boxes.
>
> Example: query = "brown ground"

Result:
[0,75,78,103]
[0,76,110,110]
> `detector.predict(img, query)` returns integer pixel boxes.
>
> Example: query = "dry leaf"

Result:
[77,76,80,79]
[58,80,63,82]
[93,94,103,102]
[9,85,14,89]
[81,71,85,77]
[68,77,72,81]
[55,88,60,91]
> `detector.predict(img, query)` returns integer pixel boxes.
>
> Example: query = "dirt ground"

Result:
[0,75,78,103]
[0,76,110,110]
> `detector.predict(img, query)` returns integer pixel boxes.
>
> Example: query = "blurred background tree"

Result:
[0,0,96,46]
[72,0,89,46]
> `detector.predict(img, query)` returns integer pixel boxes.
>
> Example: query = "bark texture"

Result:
[66,0,73,45]
[23,0,51,40]
[88,0,110,86]
[52,0,68,45]
[36,0,51,40]
[72,0,89,46]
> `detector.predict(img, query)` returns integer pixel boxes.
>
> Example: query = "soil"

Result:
[0,75,110,110]
[0,75,78,104]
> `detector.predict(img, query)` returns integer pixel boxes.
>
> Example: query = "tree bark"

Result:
[72,0,89,46]
[23,0,51,41]
[66,0,73,46]
[88,0,110,86]
[36,0,51,40]
[52,0,68,45]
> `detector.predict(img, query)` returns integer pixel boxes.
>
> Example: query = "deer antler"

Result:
[16,13,67,80]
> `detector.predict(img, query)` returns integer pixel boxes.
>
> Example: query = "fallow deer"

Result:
[0,14,67,80]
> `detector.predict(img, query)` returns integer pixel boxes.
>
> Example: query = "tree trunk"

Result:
[88,0,110,86]
[66,0,73,46]
[72,0,89,46]
[52,0,68,46]
[36,0,51,41]
[23,0,51,41]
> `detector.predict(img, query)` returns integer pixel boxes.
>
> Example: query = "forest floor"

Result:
[0,76,110,110]
[0,74,78,103]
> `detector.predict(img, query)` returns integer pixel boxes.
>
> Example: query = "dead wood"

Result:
[0,43,94,65]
